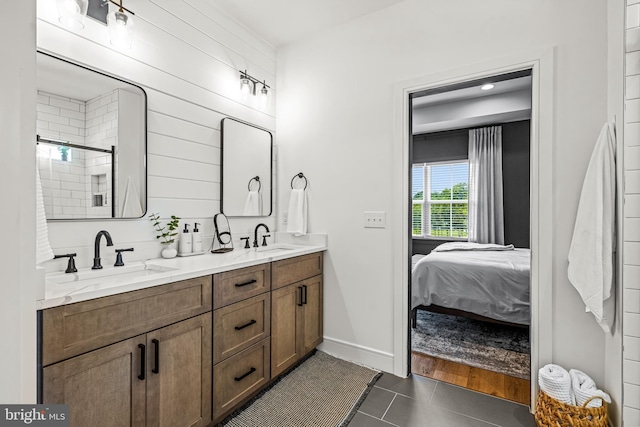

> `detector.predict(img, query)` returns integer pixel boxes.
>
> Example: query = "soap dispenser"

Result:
[179,223,192,255]
[192,222,202,253]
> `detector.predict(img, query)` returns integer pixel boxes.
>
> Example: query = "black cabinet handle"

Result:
[234,367,256,382]
[152,339,159,374]
[235,279,257,288]
[138,344,146,380]
[235,319,257,330]
[298,286,303,306]
[302,285,308,305]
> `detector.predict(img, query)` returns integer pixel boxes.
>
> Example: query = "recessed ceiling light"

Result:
[481,84,495,91]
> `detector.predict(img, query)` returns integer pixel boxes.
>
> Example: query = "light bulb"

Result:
[108,10,135,49]
[240,77,252,98]
[260,85,269,110]
[57,0,88,30]
[481,84,495,91]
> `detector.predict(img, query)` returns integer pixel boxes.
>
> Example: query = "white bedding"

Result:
[411,247,531,325]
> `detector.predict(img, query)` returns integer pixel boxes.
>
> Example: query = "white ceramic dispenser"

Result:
[178,223,192,255]
[192,222,202,253]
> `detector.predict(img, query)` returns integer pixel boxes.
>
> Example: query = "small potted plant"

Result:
[149,212,181,258]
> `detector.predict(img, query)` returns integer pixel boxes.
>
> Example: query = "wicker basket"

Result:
[534,391,609,427]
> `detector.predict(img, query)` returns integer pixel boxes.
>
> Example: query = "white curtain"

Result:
[468,126,504,244]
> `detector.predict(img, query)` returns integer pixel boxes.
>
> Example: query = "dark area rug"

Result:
[218,351,381,427]
[411,310,530,379]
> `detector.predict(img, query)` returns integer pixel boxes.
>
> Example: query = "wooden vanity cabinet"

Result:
[211,252,324,423]
[270,252,323,377]
[41,276,213,427]
[271,274,323,377]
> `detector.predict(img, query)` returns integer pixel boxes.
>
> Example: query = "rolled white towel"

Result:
[538,364,575,405]
[570,369,611,408]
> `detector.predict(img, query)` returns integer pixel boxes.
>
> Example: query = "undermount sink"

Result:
[255,244,298,253]
[46,263,177,296]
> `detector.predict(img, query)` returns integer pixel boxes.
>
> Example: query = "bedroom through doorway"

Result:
[408,70,533,405]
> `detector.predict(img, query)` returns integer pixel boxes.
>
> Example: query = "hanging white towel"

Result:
[35,167,54,265]
[243,191,263,216]
[538,364,575,405]
[286,189,307,236]
[121,176,143,217]
[567,122,616,333]
[569,369,611,408]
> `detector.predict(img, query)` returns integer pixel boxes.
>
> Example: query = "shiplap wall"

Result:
[36,0,277,271]
[626,1,640,423]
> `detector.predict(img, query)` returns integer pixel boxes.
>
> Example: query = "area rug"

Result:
[412,310,530,379]
[218,351,381,427]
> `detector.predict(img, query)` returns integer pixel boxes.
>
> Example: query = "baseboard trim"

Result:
[318,337,396,374]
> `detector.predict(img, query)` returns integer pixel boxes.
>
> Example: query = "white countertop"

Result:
[38,234,326,310]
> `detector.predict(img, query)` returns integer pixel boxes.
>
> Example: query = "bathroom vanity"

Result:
[37,243,325,427]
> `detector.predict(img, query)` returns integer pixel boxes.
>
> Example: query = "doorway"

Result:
[408,71,532,404]
[391,50,556,410]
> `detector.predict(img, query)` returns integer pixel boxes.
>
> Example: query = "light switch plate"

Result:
[364,211,386,228]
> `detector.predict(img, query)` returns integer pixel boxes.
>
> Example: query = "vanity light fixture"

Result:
[481,83,495,91]
[57,0,136,49]
[239,70,270,108]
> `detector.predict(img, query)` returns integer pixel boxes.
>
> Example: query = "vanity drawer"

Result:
[213,263,271,309]
[271,252,323,290]
[42,275,212,366]
[213,338,270,421]
[213,293,271,364]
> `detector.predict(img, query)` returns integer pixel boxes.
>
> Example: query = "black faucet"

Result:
[253,223,270,248]
[92,230,114,270]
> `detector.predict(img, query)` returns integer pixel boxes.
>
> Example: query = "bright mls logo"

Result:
[0,405,68,426]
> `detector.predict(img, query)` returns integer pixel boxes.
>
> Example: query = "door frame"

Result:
[391,47,556,409]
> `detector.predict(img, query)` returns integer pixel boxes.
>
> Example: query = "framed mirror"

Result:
[36,51,147,220]
[221,118,273,217]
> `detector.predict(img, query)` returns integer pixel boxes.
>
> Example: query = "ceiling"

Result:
[208,0,408,47]
[412,76,533,134]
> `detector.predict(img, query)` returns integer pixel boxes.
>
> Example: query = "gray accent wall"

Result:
[412,120,530,255]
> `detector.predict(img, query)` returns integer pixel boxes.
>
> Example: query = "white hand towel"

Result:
[243,191,263,216]
[569,369,611,408]
[538,364,575,405]
[121,176,143,217]
[567,122,616,333]
[35,167,54,264]
[286,189,307,236]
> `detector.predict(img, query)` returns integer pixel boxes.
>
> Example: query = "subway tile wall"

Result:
[626,0,640,423]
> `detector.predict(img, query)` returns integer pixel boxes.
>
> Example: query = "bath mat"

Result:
[218,351,381,427]
[411,310,530,379]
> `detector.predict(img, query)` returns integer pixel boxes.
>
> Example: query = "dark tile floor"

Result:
[349,373,537,427]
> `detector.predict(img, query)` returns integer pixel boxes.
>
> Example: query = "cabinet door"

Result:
[300,275,323,355]
[146,313,212,427]
[43,335,146,427]
[270,284,302,377]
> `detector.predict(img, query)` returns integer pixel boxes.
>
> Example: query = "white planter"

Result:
[161,246,177,259]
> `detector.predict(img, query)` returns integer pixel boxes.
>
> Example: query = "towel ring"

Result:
[290,172,308,190]
[247,176,261,192]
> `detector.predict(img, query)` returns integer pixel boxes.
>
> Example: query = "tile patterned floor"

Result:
[348,373,536,427]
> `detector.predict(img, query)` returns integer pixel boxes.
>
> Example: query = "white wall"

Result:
[36,0,278,273]
[276,0,612,385]
[1,0,37,402]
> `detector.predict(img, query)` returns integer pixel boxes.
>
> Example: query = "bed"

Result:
[411,242,531,327]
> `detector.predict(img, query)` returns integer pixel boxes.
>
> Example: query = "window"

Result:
[412,161,469,238]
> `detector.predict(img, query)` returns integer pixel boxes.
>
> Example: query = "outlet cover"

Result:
[364,211,386,228]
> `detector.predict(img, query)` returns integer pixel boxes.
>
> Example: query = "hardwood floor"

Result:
[411,351,531,405]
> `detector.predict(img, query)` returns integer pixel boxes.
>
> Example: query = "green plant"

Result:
[149,212,181,245]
